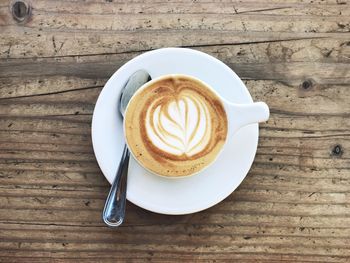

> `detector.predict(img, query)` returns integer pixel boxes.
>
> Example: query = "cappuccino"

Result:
[125,75,228,177]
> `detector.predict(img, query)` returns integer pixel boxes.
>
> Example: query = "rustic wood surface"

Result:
[0,0,349,262]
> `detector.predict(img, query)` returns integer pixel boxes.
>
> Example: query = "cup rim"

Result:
[123,73,229,179]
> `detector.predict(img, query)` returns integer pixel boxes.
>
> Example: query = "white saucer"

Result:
[92,48,258,215]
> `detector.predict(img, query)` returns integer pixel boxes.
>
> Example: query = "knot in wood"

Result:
[11,0,31,23]
[331,144,343,157]
[301,79,313,90]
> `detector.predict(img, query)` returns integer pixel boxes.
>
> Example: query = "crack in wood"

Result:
[0,85,103,100]
[237,6,293,15]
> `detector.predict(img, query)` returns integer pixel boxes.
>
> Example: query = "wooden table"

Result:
[1,0,349,262]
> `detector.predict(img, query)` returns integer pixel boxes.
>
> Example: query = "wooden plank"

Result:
[4,1,349,16]
[0,241,349,259]
[1,56,349,84]
[0,253,347,263]
[1,205,350,227]
[35,0,348,4]
[1,29,349,59]
[1,5,348,33]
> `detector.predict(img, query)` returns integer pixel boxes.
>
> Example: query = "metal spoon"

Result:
[102,70,151,227]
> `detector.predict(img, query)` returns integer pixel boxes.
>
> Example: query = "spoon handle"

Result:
[102,144,130,227]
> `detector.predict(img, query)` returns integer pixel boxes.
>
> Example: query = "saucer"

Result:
[91,48,258,215]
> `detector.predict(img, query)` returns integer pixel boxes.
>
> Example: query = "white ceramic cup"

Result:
[124,74,269,177]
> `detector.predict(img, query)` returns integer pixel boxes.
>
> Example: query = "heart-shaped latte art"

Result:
[145,90,211,156]
[125,76,228,177]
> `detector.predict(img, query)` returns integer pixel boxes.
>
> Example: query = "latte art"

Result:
[146,90,211,156]
[125,75,228,177]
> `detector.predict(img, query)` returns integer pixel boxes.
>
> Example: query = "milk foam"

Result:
[145,91,211,156]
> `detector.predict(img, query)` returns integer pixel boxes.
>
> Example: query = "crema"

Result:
[125,75,228,177]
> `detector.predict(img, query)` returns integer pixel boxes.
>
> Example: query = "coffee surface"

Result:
[125,75,228,177]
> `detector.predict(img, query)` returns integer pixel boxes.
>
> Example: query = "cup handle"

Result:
[224,101,270,137]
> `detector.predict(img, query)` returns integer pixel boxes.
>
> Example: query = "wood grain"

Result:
[0,0,349,262]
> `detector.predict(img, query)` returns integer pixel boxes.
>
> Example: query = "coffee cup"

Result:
[124,74,269,178]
